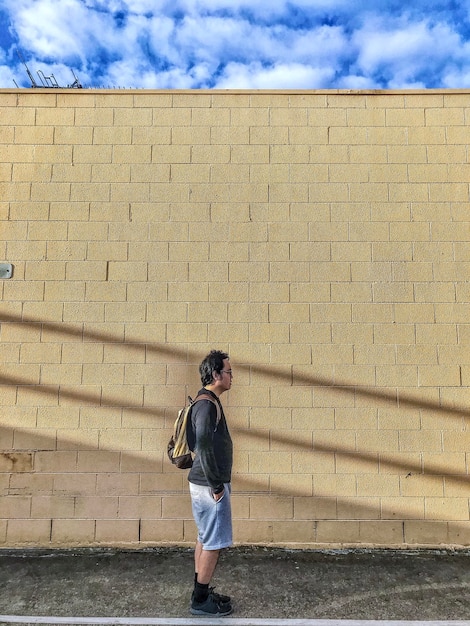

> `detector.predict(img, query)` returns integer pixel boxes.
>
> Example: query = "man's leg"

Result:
[190,483,232,612]
[194,540,219,584]
[194,540,202,583]
[191,542,232,616]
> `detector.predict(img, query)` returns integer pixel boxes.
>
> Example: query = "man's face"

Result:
[217,358,233,392]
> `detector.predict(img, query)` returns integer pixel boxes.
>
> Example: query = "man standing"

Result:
[187,350,234,616]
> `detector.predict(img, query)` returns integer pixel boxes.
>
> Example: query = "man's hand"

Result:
[213,488,224,502]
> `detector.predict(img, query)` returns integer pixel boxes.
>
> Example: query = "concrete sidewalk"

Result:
[0,547,469,622]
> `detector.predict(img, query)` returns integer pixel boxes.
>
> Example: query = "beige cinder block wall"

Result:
[1,88,469,549]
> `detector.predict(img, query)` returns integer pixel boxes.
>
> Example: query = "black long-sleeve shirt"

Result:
[187,388,233,493]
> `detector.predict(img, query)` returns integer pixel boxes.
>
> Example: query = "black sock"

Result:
[194,572,198,585]
[193,581,209,603]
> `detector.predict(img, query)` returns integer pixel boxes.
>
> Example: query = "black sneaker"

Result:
[190,591,233,616]
[209,586,231,604]
[191,587,231,605]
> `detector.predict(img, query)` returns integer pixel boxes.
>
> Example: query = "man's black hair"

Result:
[199,349,229,386]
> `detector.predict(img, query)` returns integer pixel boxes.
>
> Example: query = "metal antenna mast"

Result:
[17,49,38,87]
[15,49,83,88]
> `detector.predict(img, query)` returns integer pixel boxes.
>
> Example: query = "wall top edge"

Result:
[2,88,470,95]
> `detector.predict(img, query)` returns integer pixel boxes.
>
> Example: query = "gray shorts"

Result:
[189,482,232,550]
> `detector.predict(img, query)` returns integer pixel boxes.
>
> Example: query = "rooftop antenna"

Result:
[16,49,38,87]
[37,69,59,88]
[68,69,82,89]
[15,48,83,88]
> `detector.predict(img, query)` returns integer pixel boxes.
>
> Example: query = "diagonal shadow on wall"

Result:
[0,312,469,531]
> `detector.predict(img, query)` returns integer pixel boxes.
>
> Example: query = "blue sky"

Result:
[1,0,470,89]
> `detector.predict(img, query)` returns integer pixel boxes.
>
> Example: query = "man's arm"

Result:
[192,400,224,495]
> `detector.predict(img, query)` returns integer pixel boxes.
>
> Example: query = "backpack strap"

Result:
[192,393,221,427]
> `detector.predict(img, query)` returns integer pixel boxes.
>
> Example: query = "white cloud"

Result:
[443,69,470,88]
[351,15,464,87]
[12,0,95,60]
[356,18,456,69]
[168,0,356,20]
[214,61,336,89]
[288,25,348,64]
[0,64,17,87]
[2,0,470,88]
[338,74,380,90]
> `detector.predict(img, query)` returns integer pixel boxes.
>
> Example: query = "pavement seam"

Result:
[0,617,469,626]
